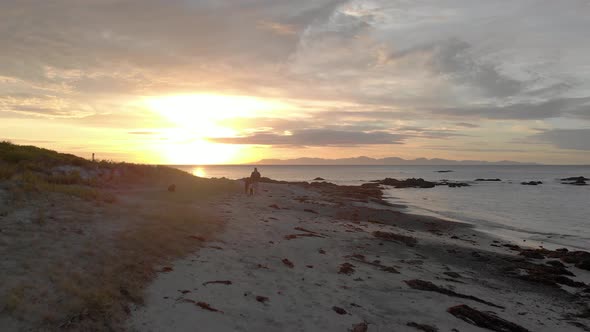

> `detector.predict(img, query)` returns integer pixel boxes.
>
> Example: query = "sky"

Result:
[1,0,589,164]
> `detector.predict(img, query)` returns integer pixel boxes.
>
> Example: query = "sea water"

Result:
[172,165,590,250]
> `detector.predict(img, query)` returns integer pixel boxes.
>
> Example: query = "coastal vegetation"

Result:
[0,142,238,330]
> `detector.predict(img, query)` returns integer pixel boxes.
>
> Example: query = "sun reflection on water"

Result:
[192,167,206,177]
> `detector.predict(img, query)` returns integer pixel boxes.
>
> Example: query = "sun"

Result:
[142,93,286,164]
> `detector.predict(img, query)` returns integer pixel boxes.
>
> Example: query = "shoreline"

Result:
[129,181,590,331]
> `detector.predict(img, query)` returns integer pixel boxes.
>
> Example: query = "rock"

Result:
[447,304,530,332]
[447,182,470,187]
[475,178,501,181]
[561,176,589,181]
[436,170,453,173]
[376,177,436,188]
[519,250,545,259]
[373,231,417,247]
[350,322,368,332]
[281,258,294,268]
[313,177,325,181]
[332,306,347,315]
[167,184,176,192]
[444,271,461,278]
[255,296,269,303]
[546,260,565,268]
[561,176,588,185]
[339,262,356,275]
[521,181,542,185]
[404,279,503,308]
[407,322,439,332]
[575,260,590,271]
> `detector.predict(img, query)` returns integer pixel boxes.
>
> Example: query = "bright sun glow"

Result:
[142,93,287,164]
[144,94,285,135]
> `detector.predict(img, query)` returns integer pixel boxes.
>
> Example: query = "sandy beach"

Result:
[129,182,590,332]
[1,143,589,331]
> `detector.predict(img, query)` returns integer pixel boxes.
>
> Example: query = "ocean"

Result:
[172,165,590,251]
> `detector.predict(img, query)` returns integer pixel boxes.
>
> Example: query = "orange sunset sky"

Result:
[1,1,589,164]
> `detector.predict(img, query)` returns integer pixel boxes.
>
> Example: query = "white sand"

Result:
[129,183,590,332]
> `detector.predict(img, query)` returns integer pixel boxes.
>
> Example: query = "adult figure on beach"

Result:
[250,167,261,195]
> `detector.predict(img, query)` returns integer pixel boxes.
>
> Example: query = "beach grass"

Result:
[0,142,239,330]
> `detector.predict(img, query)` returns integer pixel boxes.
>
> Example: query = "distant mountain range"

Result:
[252,156,539,166]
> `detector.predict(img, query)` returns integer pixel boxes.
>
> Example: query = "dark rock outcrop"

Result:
[521,181,542,185]
[505,246,590,272]
[407,322,439,332]
[373,231,417,247]
[561,176,588,185]
[447,304,530,332]
[475,178,501,181]
[404,280,503,308]
[313,177,325,181]
[375,177,436,188]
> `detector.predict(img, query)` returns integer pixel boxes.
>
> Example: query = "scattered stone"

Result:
[436,170,453,173]
[510,247,590,272]
[255,296,269,303]
[373,231,417,247]
[188,235,206,241]
[269,204,280,209]
[339,262,356,275]
[504,244,521,250]
[318,249,326,254]
[350,322,368,332]
[444,272,461,278]
[160,266,173,272]
[332,306,347,315]
[447,304,529,332]
[282,258,294,268]
[202,280,232,286]
[405,280,503,309]
[167,184,176,192]
[406,322,439,332]
[304,208,318,214]
[475,178,501,181]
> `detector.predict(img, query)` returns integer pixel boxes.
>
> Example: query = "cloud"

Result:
[433,97,590,120]
[209,129,406,146]
[454,122,480,128]
[1,0,590,162]
[257,21,298,36]
[528,129,590,151]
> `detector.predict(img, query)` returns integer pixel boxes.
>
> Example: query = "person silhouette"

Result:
[249,167,261,195]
